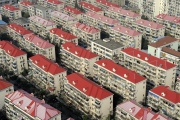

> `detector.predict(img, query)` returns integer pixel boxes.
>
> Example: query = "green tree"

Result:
[82,115,89,120]
[22,69,28,76]
[22,12,30,18]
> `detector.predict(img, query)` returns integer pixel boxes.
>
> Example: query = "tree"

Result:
[82,115,89,120]
[141,37,149,50]
[2,15,10,23]
[0,33,12,41]
[22,12,30,18]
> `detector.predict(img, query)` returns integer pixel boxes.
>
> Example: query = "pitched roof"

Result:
[62,42,98,59]
[8,23,32,35]
[79,1,102,12]
[64,6,83,15]
[0,41,26,57]
[149,36,178,48]
[95,59,146,84]
[112,25,141,36]
[23,33,54,49]
[155,14,180,24]
[121,47,176,70]
[0,79,13,90]
[46,0,63,5]
[29,16,55,27]
[6,89,60,120]
[50,28,77,40]
[150,86,180,104]
[29,54,66,75]
[96,0,120,8]
[108,6,140,18]
[50,11,76,21]
[19,1,32,6]
[135,19,164,29]
[161,47,180,57]
[2,4,19,11]
[71,22,100,34]
[66,73,113,100]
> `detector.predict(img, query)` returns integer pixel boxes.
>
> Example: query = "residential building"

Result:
[132,19,165,43]
[79,1,104,15]
[175,76,180,93]
[23,33,56,61]
[153,14,180,39]
[5,89,61,120]
[93,59,146,102]
[63,6,83,20]
[91,39,124,63]
[0,78,13,109]
[147,86,180,119]
[29,15,56,38]
[82,12,119,33]
[12,17,30,29]
[95,0,120,11]
[127,0,143,14]
[50,11,77,30]
[29,54,66,94]
[0,0,17,7]
[0,41,28,74]
[64,73,113,119]
[105,6,141,27]
[1,4,22,20]
[148,36,179,57]
[119,47,177,89]
[61,42,99,76]
[115,100,171,120]
[49,28,78,46]
[110,25,142,49]
[62,0,81,7]
[142,0,169,20]
[19,1,32,12]
[28,5,52,19]
[108,0,125,6]
[70,22,101,48]
[7,23,32,43]
[168,0,180,17]
[43,0,64,11]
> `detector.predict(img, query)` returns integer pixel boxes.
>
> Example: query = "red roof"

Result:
[155,14,180,24]
[80,1,102,12]
[62,42,98,59]
[46,0,63,4]
[0,79,13,90]
[95,59,146,84]
[150,86,180,104]
[50,28,77,40]
[19,1,32,6]
[64,6,83,15]
[2,4,19,11]
[121,47,176,70]
[96,0,120,8]
[29,54,66,75]
[66,73,113,100]
[8,23,32,35]
[0,41,26,57]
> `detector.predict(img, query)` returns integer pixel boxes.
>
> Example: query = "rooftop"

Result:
[66,73,113,100]
[0,20,7,25]
[0,79,13,91]
[93,39,124,50]
[80,1,102,12]
[2,4,19,11]
[46,0,63,5]
[29,16,55,27]
[95,59,146,84]
[155,14,180,24]
[162,47,180,57]
[51,11,76,21]
[31,5,48,11]
[64,6,83,15]
[8,23,32,35]
[96,0,120,8]
[19,1,32,6]
[13,17,30,25]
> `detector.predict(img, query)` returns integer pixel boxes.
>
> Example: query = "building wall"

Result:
[135,80,146,103]
[89,56,99,76]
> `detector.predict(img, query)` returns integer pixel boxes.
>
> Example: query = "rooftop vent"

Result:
[35,60,38,64]
[67,47,69,50]
[112,68,116,72]
[145,57,148,61]
[161,92,165,97]
[83,88,87,92]
[102,63,105,66]
[137,54,140,57]
[72,81,76,85]
[75,51,78,54]
[124,74,127,78]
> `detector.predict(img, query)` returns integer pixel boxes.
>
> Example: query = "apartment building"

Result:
[108,0,125,6]
[142,0,169,20]
[115,100,171,120]
[28,5,52,19]
[29,54,66,94]
[0,0,17,7]
[0,78,13,109]
[168,0,180,17]
[49,28,78,46]
[153,14,180,39]
[93,59,146,102]
[64,73,113,119]
[127,0,143,14]
[43,0,64,11]
[175,76,180,93]
[61,42,99,76]
[147,86,180,119]
[83,12,119,33]
[13,17,30,29]
[95,0,120,11]
[23,33,56,61]
[91,39,124,63]
[148,36,179,57]
[105,6,141,27]
[119,47,177,89]
[29,15,56,38]
[1,4,22,20]
[62,0,81,7]
[63,6,83,20]
[79,1,104,15]
[70,22,101,48]
[19,1,32,12]
[50,11,77,30]
[0,41,28,74]
[5,89,61,120]
[132,19,165,43]
[110,25,142,49]
[7,23,32,43]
